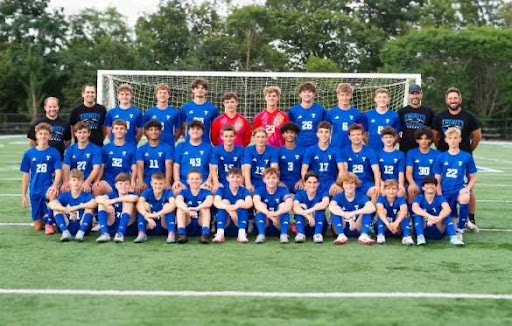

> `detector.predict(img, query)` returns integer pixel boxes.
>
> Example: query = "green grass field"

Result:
[0,136,511,326]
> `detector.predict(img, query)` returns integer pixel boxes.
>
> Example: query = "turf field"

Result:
[0,135,511,326]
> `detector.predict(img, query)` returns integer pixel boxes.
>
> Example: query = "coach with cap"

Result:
[398,84,434,153]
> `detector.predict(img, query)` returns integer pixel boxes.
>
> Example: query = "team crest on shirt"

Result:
[328,155,332,160]
[200,151,204,155]
[275,198,280,203]
[458,161,462,166]
[362,157,366,161]
[354,205,360,209]
[386,119,390,123]
[432,208,437,213]
[349,115,353,120]
[204,111,208,115]
[32,157,37,161]
[166,115,170,120]
[274,117,282,125]
[158,152,163,157]
[312,113,316,118]
[429,159,433,164]
[129,114,133,119]
[393,159,398,163]
[46,155,51,161]
[86,154,90,158]
[234,121,243,130]
[264,199,269,203]
[393,209,398,215]
[145,153,149,157]
[122,151,126,156]
[264,159,269,164]
[295,155,299,160]
[233,157,238,162]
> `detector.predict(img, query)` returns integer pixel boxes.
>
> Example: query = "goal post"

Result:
[97,70,421,119]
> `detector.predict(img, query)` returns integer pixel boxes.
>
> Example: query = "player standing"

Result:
[253,86,289,148]
[242,128,279,193]
[105,84,143,145]
[376,127,406,197]
[210,92,251,147]
[210,126,245,193]
[278,122,305,193]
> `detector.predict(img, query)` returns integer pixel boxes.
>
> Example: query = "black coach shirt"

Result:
[398,105,434,153]
[432,109,480,153]
[27,117,71,157]
[69,104,107,147]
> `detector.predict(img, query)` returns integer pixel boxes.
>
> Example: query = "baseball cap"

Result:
[409,84,422,93]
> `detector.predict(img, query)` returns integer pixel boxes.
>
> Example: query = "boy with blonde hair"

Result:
[253,86,289,148]
[105,84,143,145]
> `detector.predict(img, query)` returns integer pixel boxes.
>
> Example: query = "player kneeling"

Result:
[176,170,214,244]
[412,177,464,246]
[134,173,177,244]
[375,179,414,245]
[95,173,139,243]
[292,171,329,243]
[212,168,253,243]
[328,173,376,245]
[253,167,293,244]
[48,169,97,242]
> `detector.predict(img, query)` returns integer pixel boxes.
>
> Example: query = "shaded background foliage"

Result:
[0,0,509,122]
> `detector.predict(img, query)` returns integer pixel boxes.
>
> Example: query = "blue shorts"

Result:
[29,194,48,222]
[343,223,361,238]
[424,224,447,240]
[358,181,375,196]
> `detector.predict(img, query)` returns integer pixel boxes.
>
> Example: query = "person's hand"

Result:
[21,195,29,209]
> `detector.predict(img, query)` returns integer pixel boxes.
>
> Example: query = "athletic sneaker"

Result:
[60,230,72,242]
[450,236,465,247]
[255,234,266,244]
[237,234,249,244]
[91,223,100,232]
[96,233,111,243]
[113,232,124,243]
[294,233,306,243]
[466,220,480,233]
[177,234,188,244]
[133,234,147,243]
[333,233,349,245]
[402,236,414,246]
[416,234,426,246]
[212,233,225,244]
[44,224,55,235]
[357,233,375,245]
[456,231,464,241]
[377,234,386,244]
[166,232,176,244]
[280,234,289,244]
[75,230,85,242]
[200,235,210,244]
[313,234,323,244]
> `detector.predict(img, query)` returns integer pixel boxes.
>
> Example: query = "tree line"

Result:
[0,0,510,123]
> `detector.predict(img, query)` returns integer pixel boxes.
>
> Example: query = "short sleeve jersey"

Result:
[433,150,477,196]
[210,113,252,147]
[302,144,343,188]
[20,147,62,196]
[414,194,448,216]
[105,106,143,145]
[181,100,219,144]
[254,186,292,212]
[377,149,405,182]
[294,189,328,209]
[174,141,213,183]
[143,106,182,148]
[107,190,137,217]
[179,188,212,207]
[325,106,363,149]
[252,109,289,148]
[377,196,406,221]
[69,104,107,147]
[342,145,378,184]
[242,145,279,188]
[57,191,94,219]
[432,109,480,153]
[63,143,102,180]
[140,188,174,213]
[136,142,174,186]
[101,142,137,186]
[406,148,440,185]
[331,192,370,212]
[289,103,326,147]
[216,186,252,204]
[363,109,401,151]
[278,145,305,191]
[211,145,245,186]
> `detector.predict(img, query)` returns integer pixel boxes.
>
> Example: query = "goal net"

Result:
[97,71,421,119]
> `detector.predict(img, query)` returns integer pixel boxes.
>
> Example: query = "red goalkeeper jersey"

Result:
[211,113,252,147]
[252,109,289,148]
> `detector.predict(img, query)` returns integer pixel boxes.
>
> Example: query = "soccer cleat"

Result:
[59,230,72,242]
[177,234,188,244]
[466,220,480,233]
[294,233,306,243]
[237,234,249,244]
[450,236,465,247]
[75,230,85,242]
[91,223,100,232]
[133,234,147,243]
[96,233,111,243]
[357,233,375,246]
[313,234,323,244]
[456,231,464,241]
[377,234,386,244]
[402,236,415,246]
[416,234,426,246]
[255,234,266,244]
[212,233,225,244]
[333,233,349,245]
[200,235,210,244]
[280,234,289,244]
[44,224,55,235]
[113,233,124,243]
[166,232,176,244]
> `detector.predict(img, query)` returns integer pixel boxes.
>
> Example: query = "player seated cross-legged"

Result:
[375,179,414,245]
[328,173,376,245]
[412,177,464,246]
[175,170,214,244]
[48,169,97,242]
[253,167,293,244]
[95,173,139,243]
[212,168,253,244]
[292,171,330,244]
[134,172,177,244]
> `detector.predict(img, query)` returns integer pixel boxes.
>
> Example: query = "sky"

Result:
[49,0,264,27]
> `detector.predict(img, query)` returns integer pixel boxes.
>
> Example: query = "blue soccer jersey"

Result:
[102,142,136,187]
[288,103,326,147]
[179,188,212,207]
[377,149,405,182]
[140,188,174,212]
[211,145,245,186]
[216,186,252,204]
[105,106,143,145]
[181,100,219,144]
[63,143,102,180]
[143,106,182,148]
[406,148,440,185]
[254,186,292,212]
[20,147,62,196]
[294,189,329,209]
[377,196,407,221]
[278,145,305,192]
[57,191,94,218]
[414,194,448,216]
[174,141,213,183]
[325,106,363,149]
[136,143,174,186]
[434,150,477,197]
[243,145,279,189]
[332,192,370,212]
[363,109,401,151]
[342,145,378,184]
[107,190,137,218]
[303,144,343,190]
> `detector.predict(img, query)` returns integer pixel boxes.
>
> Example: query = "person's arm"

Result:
[172,163,184,191]
[175,195,189,212]
[242,164,253,192]
[61,164,70,190]
[51,169,62,194]
[376,202,389,224]
[394,203,408,224]
[462,174,477,193]
[371,164,381,193]
[236,195,253,210]
[328,200,347,218]
[21,173,30,208]
[136,197,154,221]
[210,165,220,192]
[213,195,231,210]
[405,166,415,186]
[432,130,441,148]
[253,195,270,216]
[195,195,213,210]
[434,174,443,196]
[274,197,293,216]
[301,164,309,181]
[470,129,482,152]
[154,198,177,217]
[293,200,309,216]
[136,128,143,144]
[351,201,376,216]
[106,126,113,140]
[165,159,173,189]
[107,194,139,205]
[398,172,406,192]
[84,166,100,191]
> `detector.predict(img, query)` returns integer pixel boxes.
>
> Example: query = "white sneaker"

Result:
[450,236,465,247]
[237,233,249,244]
[313,234,323,243]
[75,230,85,242]
[357,233,375,245]
[96,233,111,243]
[255,234,266,244]
[113,232,124,243]
[402,236,414,246]
[377,234,386,244]
[333,233,349,245]
[212,233,225,244]
[60,230,72,242]
[280,234,289,244]
[466,220,480,233]
[457,231,464,241]
[91,223,100,232]
[416,234,426,246]
[294,233,306,243]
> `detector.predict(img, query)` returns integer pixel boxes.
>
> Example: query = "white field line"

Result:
[0,288,510,300]
[477,158,512,165]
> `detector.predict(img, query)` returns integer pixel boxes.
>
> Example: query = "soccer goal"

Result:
[97,71,421,119]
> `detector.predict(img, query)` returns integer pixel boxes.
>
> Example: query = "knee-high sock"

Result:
[377,219,386,236]
[216,210,227,231]
[46,209,55,225]
[255,213,266,236]
[55,213,68,232]
[137,213,147,233]
[401,218,411,237]
[280,213,290,235]
[98,210,109,234]
[458,203,469,231]
[331,215,345,236]
[238,209,249,231]
[165,213,176,234]
[314,211,325,235]
[80,213,93,232]
[295,215,306,234]
[414,215,424,236]
[362,214,373,235]
[117,213,131,236]
[445,216,457,237]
